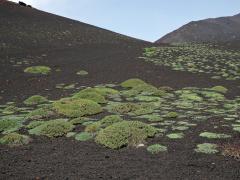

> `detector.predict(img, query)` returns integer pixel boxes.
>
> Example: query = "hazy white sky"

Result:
[8,0,240,42]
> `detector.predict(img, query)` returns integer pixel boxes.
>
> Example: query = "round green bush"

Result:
[29,119,74,138]
[85,115,123,133]
[26,105,56,120]
[147,144,167,154]
[76,70,88,76]
[166,112,178,118]
[24,66,51,75]
[95,121,157,149]
[210,86,228,94]
[53,98,103,117]
[120,78,146,88]
[195,143,219,154]
[0,133,31,147]
[73,91,107,104]
[75,132,93,141]
[0,115,24,134]
[24,95,48,105]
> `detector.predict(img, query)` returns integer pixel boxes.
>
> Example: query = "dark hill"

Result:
[0,0,147,53]
[156,13,240,44]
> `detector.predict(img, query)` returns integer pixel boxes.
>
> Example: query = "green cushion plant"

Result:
[199,132,231,139]
[24,66,51,75]
[147,144,167,154]
[85,115,123,133]
[72,91,107,104]
[95,121,157,149]
[29,119,74,138]
[53,98,102,117]
[195,143,219,154]
[0,133,31,147]
[75,132,93,141]
[210,86,228,94]
[24,95,48,105]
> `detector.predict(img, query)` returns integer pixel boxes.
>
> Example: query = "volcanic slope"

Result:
[156,13,240,44]
[1,1,240,180]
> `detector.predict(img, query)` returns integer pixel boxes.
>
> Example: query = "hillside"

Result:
[0,0,147,53]
[156,13,240,44]
[1,1,240,179]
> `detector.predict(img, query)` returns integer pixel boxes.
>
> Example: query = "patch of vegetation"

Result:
[29,119,74,138]
[24,66,51,75]
[66,132,76,138]
[24,95,48,106]
[77,70,88,76]
[147,144,167,154]
[0,115,25,134]
[69,117,91,125]
[95,121,157,149]
[2,105,19,115]
[85,115,123,133]
[172,126,189,131]
[199,132,231,139]
[166,112,178,118]
[195,143,219,154]
[63,84,76,90]
[73,91,107,104]
[81,87,119,96]
[166,133,184,139]
[120,78,146,88]
[142,44,240,80]
[106,102,158,116]
[53,98,102,117]
[75,132,93,141]
[179,93,203,102]
[210,86,228,94]
[26,121,45,129]
[233,126,240,132]
[0,133,31,147]
[26,105,56,120]
[137,114,163,122]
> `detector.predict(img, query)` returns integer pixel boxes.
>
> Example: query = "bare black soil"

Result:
[0,1,240,179]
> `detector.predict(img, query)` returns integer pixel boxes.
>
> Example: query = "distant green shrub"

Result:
[166,133,184,139]
[24,66,51,75]
[166,112,178,118]
[147,144,167,154]
[233,126,240,132]
[195,143,219,154]
[95,121,157,149]
[0,133,31,147]
[69,117,91,125]
[26,121,45,129]
[29,119,74,138]
[200,91,225,101]
[75,132,93,141]
[53,98,102,117]
[73,91,107,104]
[106,102,158,116]
[0,115,24,134]
[120,78,146,88]
[24,95,48,105]
[143,47,158,57]
[2,105,19,114]
[80,87,119,96]
[210,86,228,94]
[200,132,231,139]
[85,115,123,133]
[76,70,88,76]
[26,105,56,120]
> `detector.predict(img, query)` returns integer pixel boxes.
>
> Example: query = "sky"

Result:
[8,0,240,42]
